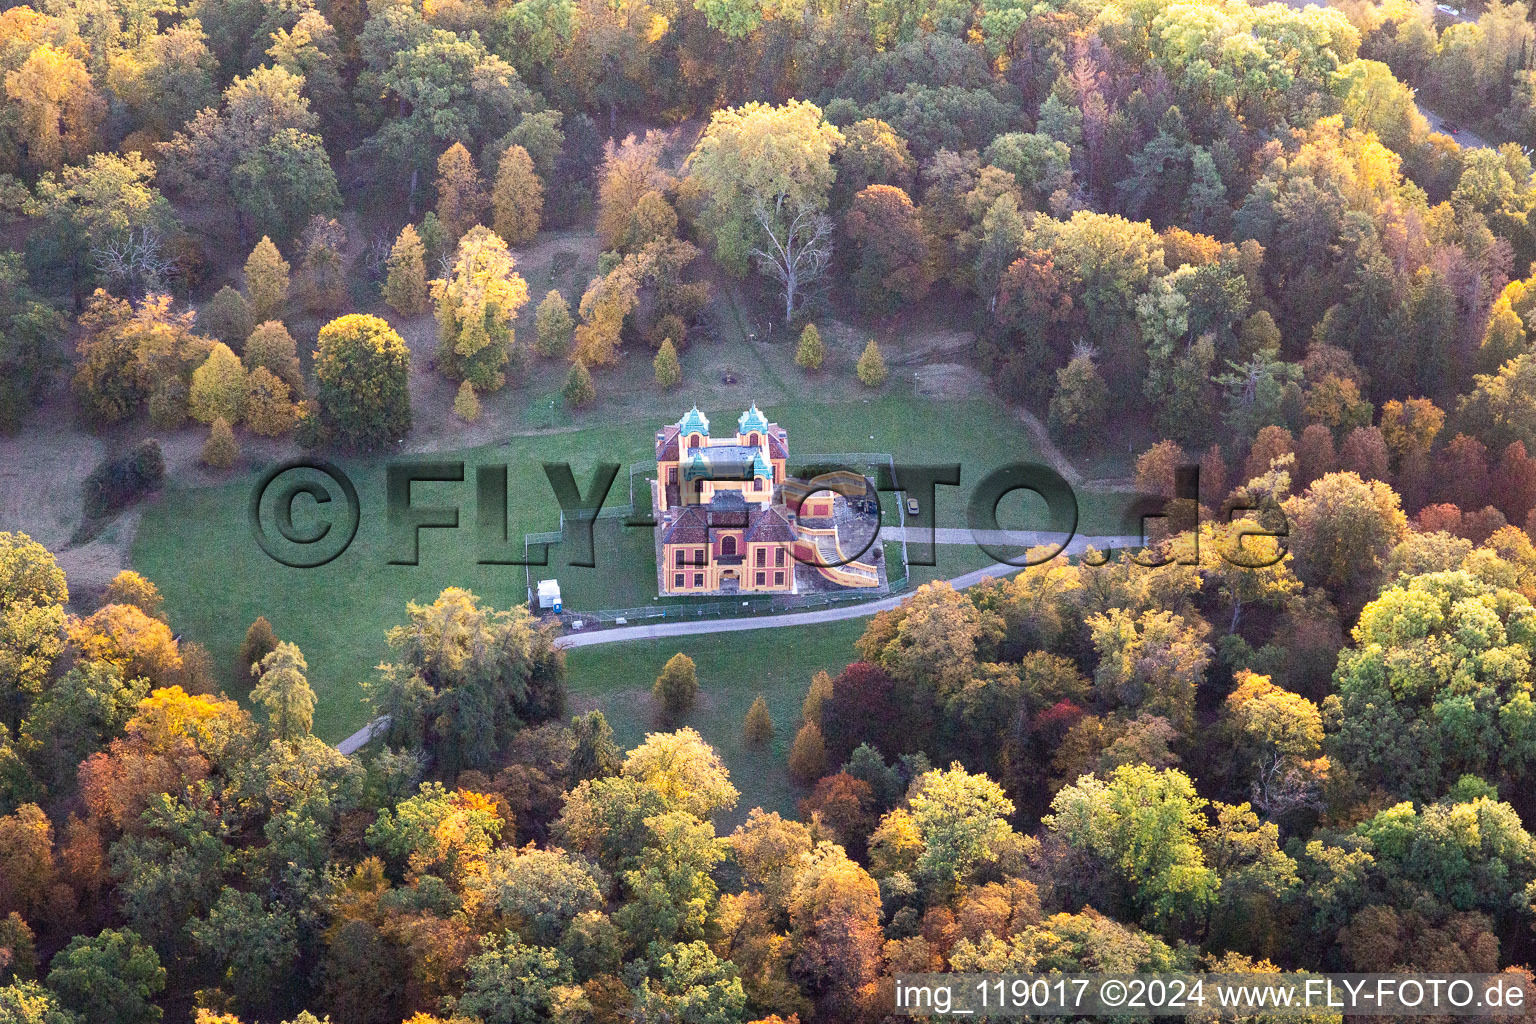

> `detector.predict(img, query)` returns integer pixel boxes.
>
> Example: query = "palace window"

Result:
[774,571,784,586]
[675,551,684,567]
[775,548,785,567]
[693,573,704,587]
[755,572,766,586]
[722,536,737,556]
[674,573,684,588]
[749,432,760,446]
[755,548,765,567]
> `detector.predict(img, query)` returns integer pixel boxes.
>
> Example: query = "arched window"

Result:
[749,432,760,446]
[688,434,701,449]
[723,536,737,555]
[754,478,764,491]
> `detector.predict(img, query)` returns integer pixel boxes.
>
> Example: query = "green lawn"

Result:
[131,394,1134,743]
[562,618,869,824]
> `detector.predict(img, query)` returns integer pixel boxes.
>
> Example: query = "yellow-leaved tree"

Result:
[382,223,429,315]
[429,226,529,391]
[243,236,290,322]
[490,143,543,246]
[572,254,646,367]
[434,142,487,243]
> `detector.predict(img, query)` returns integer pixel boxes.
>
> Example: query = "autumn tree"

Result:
[534,290,573,358]
[687,101,842,316]
[1330,570,1536,799]
[787,721,827,784]
[238,617,279,672]
[844,185,932,313]
[243,321,302,393]
[0,804,53,918]
[1047,764,1218,930]
[453,381,480,423]
[1223,671,1327,816]
[251,641,315,741]
[244,367,297,436]
[243,237,290,322]
[200,416,238,470]
[855,339,887,387]
[434,143,488,243]
[562,359,595,408]
[5,43,103,172]
[653,338,681,390]
[30,153,175,301]
[572,256,644,366]
[431,226,530,391]
[189,343,248,425]
[802,670,833,727]
[1049,347,1108,438]
[796,324,824,371]
[314,314,412,449]
[595,132,672,249]
[653,653,699,721]
[159,65,338,243]
[1283,472,1409,610]
[297,216,348,315]
[491,144,543,246]
[743,696,773,746]
[103,571,165,622]
[198,287,252,349]
[382,224,429,316]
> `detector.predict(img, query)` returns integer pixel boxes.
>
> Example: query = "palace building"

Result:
[653,405,881,596]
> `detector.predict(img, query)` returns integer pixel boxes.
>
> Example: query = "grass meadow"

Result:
[132,391,1131,776]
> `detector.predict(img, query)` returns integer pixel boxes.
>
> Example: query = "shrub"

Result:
[743,695,774,745]
[653,338,681,389]
[563,359,595,408]
[198,286,253,348]
[201,416,238,470]
[454,380,481,422]
[855,339,886,387]
[796,323,824,371]
[535,290,574,358]
[82,440,164,520]
[652,653,698,720]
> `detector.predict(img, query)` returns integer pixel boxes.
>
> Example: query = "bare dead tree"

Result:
[362,237,392,281]
[92,227,175,298]
[750,195,832,321]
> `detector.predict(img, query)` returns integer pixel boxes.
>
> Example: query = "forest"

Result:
[6,0,1536,1018]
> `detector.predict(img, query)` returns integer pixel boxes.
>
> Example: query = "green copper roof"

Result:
[737,403,768,435]
[752,451,772,476]
[679,406,710,435]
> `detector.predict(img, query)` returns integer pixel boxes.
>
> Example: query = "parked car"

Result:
[1443,121,1461,135]
[906,497,920,516]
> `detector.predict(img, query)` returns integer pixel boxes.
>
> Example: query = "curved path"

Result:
[335,532,1143,754]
